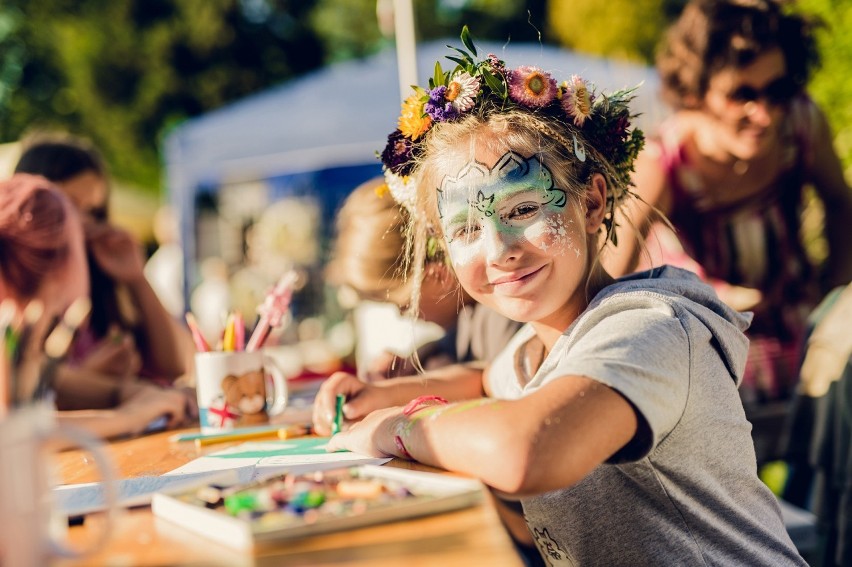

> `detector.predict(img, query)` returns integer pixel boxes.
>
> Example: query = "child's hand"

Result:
[119,383,192,434]
[79,327,142,379]
[325,406,403,458]
[85,223,146,284]
[313,371,395,435]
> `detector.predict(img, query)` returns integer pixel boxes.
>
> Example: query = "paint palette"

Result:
[151,464,483,551]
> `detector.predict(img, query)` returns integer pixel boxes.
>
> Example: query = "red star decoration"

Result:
[208,402,240,427]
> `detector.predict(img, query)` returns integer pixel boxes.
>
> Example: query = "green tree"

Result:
[798,0,852,171]
[547,0,684,63]
[0,0,325,190]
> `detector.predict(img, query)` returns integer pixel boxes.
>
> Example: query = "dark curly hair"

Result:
[657,0,821,109]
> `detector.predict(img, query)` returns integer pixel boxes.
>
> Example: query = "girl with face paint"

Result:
[315,33,807,565]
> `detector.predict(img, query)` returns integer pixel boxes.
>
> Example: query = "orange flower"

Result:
[398,95,432,140]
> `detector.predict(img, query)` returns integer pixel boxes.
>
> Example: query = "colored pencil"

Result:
[192,424,312,448]
[184,312,211,353]
[246,270,297,352]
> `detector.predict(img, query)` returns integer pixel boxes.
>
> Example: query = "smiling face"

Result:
[700,47,790,160]
[436,146,601,331]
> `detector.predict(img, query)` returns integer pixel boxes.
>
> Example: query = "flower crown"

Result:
[378,27,645,244]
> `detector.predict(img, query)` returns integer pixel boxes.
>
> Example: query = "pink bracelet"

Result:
[394,435,414,460]
[402,395,449,416]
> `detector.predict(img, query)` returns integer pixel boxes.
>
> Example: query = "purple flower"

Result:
[424,85,459,122]
[381,130,415,176]
[486,54,507,77]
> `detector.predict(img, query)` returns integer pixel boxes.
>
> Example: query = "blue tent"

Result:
[164,39,667,292]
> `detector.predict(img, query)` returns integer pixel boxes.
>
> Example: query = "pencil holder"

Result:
[194,350,288,434]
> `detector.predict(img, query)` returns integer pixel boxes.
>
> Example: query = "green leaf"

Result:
[447,46,474,63]
[460,26,477,57]
[433,60,445,88]
[445,56,469,68]
[481,69,507,98]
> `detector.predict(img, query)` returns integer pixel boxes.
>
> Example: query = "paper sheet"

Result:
[165,437,388,479]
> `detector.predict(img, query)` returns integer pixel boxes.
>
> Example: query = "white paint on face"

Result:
[524,214,576,255]
[434,150,591,328]
[438,151,571,267]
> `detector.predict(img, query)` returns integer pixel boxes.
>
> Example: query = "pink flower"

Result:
[507,66,557,108]
[561,75,594,126]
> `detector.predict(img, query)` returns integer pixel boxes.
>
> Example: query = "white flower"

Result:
[446,71,480,112]
[383,169,418,213]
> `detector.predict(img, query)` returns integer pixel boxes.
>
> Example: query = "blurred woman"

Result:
[14,134,189,384]
[0,174,192,437]
[605,0,852,403]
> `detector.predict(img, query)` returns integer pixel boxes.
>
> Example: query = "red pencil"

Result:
[234,311,245,352]
[246,270,297,352]
[184,312,211,352]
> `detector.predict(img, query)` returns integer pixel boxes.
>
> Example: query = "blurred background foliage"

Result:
[0,0,849,195]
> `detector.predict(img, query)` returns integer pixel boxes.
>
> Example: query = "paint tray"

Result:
[151,464,484,551]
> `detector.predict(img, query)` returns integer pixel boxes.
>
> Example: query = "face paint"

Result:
[437,151,572,266]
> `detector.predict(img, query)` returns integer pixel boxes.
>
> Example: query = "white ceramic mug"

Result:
[0,402,116,567]
[194,350,288,434]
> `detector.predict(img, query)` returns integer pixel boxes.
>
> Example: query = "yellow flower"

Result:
[398,95,432,140]
[374,183,390,198]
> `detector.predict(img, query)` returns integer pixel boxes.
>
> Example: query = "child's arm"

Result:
[56,382,193,439]
[327,373,637,497]
[312,363,486,436]
[87,222,188,380]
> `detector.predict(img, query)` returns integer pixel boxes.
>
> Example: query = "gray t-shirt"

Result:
[486,267,805,566]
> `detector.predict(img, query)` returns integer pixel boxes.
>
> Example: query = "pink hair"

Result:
[0,174,73,300]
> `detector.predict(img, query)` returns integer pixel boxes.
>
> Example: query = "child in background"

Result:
[0,174,192,437]
[327,176,518,380]
[14,133,189,385]
[314,33,806,565]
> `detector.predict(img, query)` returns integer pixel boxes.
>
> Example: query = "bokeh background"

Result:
[0,0,849,365]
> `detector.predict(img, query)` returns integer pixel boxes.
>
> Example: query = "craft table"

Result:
[53,428,523,567]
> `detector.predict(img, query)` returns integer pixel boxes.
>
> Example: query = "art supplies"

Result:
[246,270,298,352]
[1,298,90,407]
[194,350,289,434]
[233,311,246,352]
[192,424,311,448]
[185,312,211,353]
[184,270,297,356]
[222,312,236,352]
[331,393,344,435]
[162,438,389,482]
[32,297,91,401]
[151,464,483,551]
[55,439,385,519]
[169,424,287,443]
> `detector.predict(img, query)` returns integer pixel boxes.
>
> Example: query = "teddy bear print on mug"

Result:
[220,369,269,427]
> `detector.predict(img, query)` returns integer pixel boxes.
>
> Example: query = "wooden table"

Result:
[52,429,523,567]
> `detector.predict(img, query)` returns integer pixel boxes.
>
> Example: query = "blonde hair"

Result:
[404,109,629,320]
[326,177,411,302]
